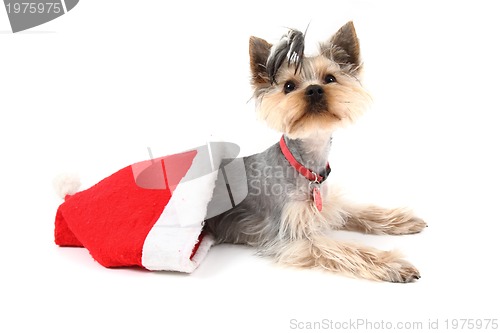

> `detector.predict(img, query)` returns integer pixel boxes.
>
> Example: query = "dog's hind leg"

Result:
[272,236,420,283]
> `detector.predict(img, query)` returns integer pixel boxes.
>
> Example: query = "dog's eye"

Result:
[284,81,296,94]
[324,74,336,84]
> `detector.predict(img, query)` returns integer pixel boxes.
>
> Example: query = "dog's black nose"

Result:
[305,85,324,102]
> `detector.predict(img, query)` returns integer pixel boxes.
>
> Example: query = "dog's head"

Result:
[249,21,371,139]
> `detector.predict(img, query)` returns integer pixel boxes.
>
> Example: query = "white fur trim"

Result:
[141,227,215,273]
[53,173,81,199]
[141,150,219,272]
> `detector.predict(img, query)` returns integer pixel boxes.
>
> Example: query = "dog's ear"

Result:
[321,21,361,72]
[249,36,272,87]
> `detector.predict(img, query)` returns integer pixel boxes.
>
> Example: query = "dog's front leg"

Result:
[322,190,427,235]
[341,203,427,235]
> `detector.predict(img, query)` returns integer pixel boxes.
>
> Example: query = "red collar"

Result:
[279,135,331,184]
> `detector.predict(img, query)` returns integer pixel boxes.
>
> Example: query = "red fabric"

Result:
[54,151,197,268]
[190,233,205,260]
[54,207,83,247]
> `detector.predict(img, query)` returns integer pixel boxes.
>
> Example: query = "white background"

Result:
[1,0,499,332]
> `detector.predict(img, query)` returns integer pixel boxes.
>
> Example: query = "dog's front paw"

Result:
[389,211,428,235]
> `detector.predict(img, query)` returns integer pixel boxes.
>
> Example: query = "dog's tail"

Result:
[53,173,81,200]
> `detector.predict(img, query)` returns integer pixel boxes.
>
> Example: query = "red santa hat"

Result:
[54,142,245,273]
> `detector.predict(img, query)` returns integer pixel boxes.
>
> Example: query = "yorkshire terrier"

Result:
[205,21,426,282]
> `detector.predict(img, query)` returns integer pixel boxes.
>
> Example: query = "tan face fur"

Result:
[249,22,371,139]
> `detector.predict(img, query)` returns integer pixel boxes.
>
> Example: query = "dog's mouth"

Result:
[310,108,342,121]
[305,99,342,120]
[288,109,342,135]
[306,102,328,114]
[305,104,342,121]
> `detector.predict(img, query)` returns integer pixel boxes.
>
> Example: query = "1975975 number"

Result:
[6,2,62,14]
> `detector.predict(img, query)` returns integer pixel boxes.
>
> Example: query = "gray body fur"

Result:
[204,136,331,251]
